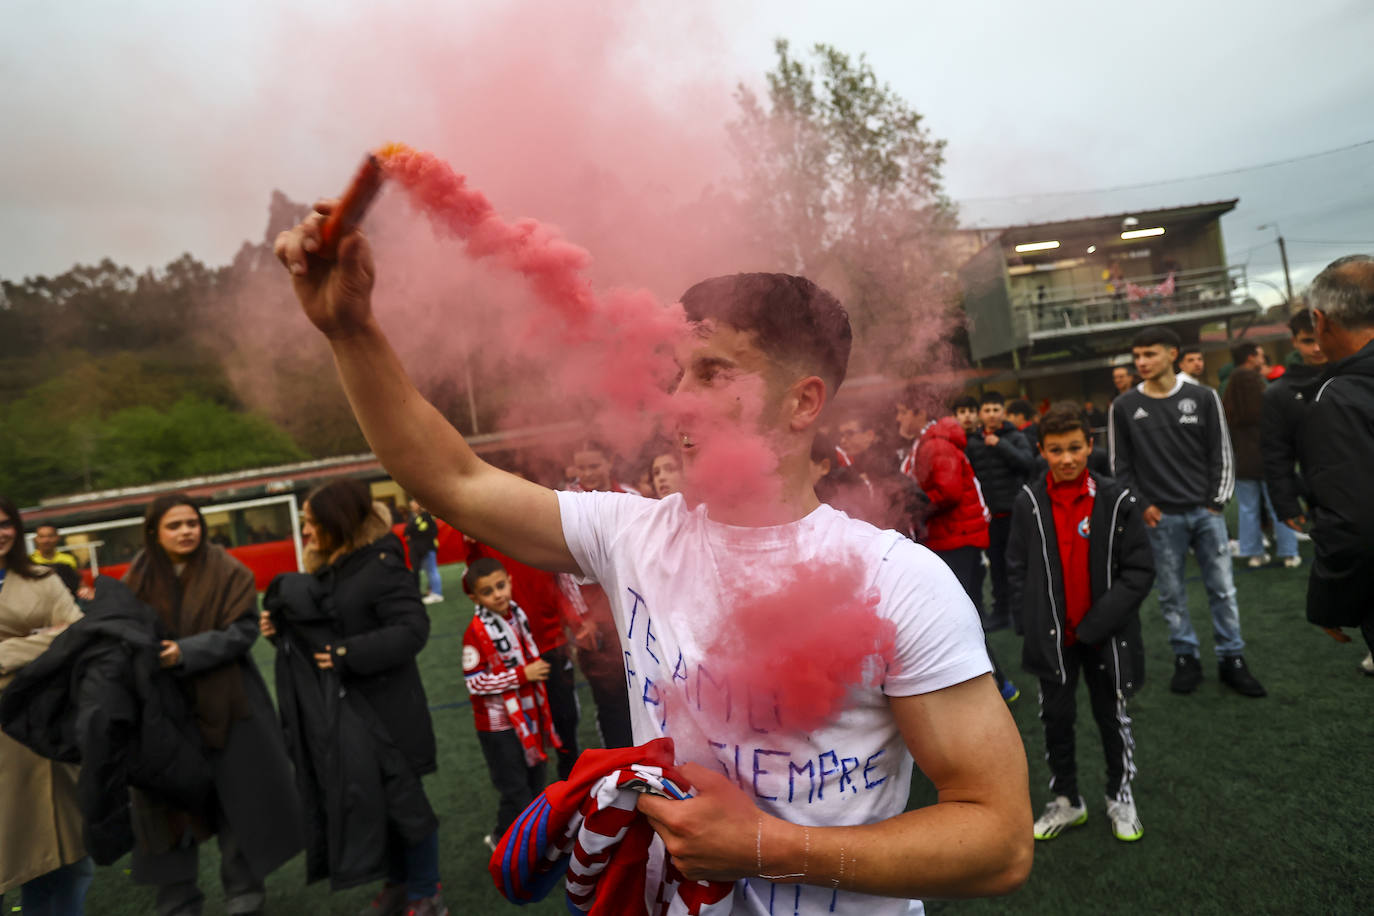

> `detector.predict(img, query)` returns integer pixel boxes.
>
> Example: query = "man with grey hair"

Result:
[1300,254,1374,675]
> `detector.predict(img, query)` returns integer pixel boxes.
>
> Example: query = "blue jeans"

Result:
[386,827,440,901]
[1146,508,1245,659]
[1235,479,1298,558]
[421,549,443,598]
[20,856,94,916]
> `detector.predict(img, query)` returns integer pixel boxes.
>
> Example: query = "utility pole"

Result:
[1277,234,1293,303]
[1258,223,1294,304]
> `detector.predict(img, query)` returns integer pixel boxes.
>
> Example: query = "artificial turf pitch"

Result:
[74,540,1371,915]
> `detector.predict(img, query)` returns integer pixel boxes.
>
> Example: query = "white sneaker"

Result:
[1032,795,1087,840]
[1246,553,1271,568]
[1360,653,1373,677]
[421,593,444,605]
[1105,795,1144,841]
[1282,556,1302,569]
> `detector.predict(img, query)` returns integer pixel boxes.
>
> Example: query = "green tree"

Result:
[730,40,963,374]
[93,396,306,488]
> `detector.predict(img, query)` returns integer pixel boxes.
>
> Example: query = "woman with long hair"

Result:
[260,478,444,916]
[123,494,302,916]
[0,496,92,915]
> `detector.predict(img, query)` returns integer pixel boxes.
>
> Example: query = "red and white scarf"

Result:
[468,604,563,766]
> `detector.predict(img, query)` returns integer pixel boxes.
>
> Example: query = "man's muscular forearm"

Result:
[757,798,1031,899]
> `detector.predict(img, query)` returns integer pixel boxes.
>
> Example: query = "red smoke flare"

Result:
[320,152,386,256]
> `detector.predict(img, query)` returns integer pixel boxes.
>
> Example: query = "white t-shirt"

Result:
[557,490,991,916]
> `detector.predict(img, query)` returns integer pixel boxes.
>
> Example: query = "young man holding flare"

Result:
[275,193,1030,914]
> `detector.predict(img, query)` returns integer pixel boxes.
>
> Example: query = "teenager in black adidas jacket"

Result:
[1007,404,1154,844]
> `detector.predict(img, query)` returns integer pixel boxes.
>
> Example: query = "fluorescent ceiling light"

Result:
[1014,240,1060,253]
[1120,227,1165,240]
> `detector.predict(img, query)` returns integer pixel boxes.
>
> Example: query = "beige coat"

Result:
[0,570,86,894]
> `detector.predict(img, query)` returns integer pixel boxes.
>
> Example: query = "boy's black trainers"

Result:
[1219,656,1267,697]
[1170,654,1203,694]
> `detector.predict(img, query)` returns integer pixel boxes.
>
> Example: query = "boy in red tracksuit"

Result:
[1007,403,1155,844]
[461,557,560,849]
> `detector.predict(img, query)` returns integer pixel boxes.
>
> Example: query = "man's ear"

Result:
[1313,309,1330,335]
[789,376,827,431]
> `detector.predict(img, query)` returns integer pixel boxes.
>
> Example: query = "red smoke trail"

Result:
[375,141,686,422]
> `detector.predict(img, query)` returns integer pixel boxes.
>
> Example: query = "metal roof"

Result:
[968,199,1239,241]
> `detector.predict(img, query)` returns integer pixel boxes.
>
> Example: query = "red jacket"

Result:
[911,418,990,552]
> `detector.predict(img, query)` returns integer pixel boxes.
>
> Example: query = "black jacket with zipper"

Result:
[1007,472,1155,696]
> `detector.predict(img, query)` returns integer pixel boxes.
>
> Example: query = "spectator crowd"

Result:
[2,254,1372,916]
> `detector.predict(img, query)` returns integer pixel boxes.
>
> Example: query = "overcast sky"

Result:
[4,0,1371,305]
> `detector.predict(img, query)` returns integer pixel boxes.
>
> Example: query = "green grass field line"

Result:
[70,540,1372,915]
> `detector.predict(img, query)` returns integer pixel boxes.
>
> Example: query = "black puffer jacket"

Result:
[965,421,1035,513]
[263,571,437,890]
[0,577,213,864]
[1007,473,1155,695]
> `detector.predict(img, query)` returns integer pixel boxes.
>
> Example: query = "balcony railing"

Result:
[1012,265,1254,339]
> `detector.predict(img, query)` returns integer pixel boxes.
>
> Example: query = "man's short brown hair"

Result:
[680,273,852,395]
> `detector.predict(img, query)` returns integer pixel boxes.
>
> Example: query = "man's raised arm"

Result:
[275,201,578,573]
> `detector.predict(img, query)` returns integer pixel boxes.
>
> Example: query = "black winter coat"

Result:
[1007,474,1155,696]
[1295,340,1374,627]
[310,532,436,774]
[0,577,213,865]
[965,421,1035,513]
[1260,361,1324,522]
[263,570,438,890]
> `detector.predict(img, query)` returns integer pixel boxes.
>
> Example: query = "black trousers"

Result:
[935,546,1009,686]
[477,729,547,840]
[1038,642,1136,804]
[542,645,581,780]
[936,546,985,617]
[987,514,1013,629]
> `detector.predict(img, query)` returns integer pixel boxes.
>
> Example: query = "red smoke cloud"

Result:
[706,561,897,735]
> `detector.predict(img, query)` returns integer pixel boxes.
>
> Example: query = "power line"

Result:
[1286,238,1374,246]
[959,137,1374,203]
